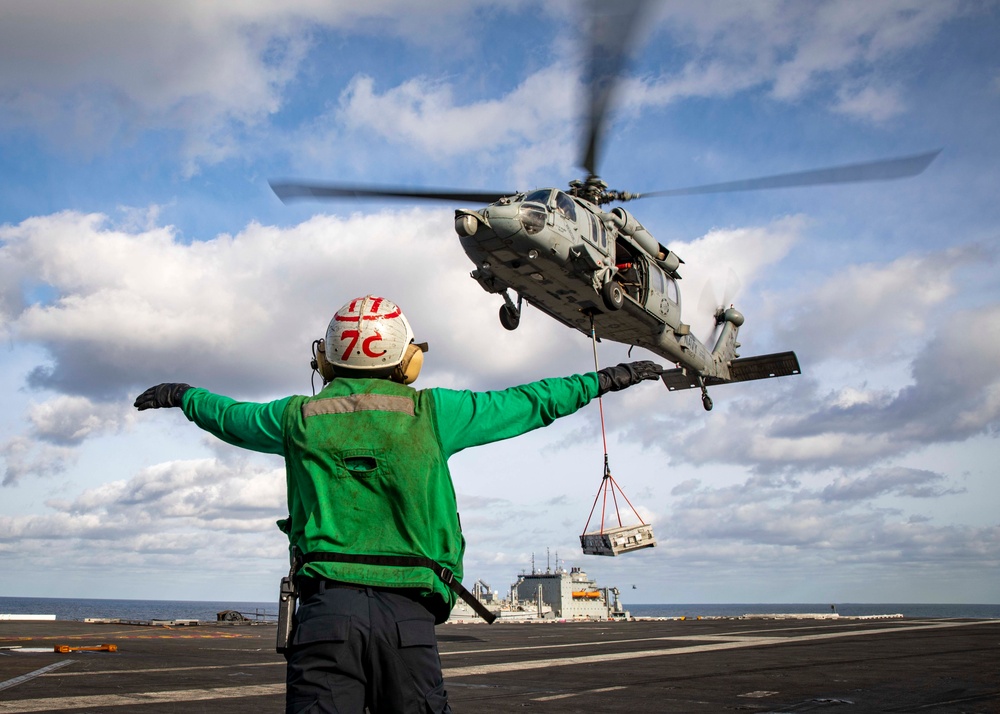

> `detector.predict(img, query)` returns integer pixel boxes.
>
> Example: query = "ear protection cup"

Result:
[311,339,337,384]
[392,342,426,385]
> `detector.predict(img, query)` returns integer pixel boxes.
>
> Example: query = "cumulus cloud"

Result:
[820,467,963,501]
[774,245,987,364]
[629,0,963,122]
[1,436,76,487]
[25,395,129,446]
[660,471,997,568]
[0,395,130,485]
[666,215,804,342]
[338,66,576,160]
[1,1,965,177]
[1,207,576,402]
[0,205,607,483]
[0,1,501,172]
[623,243,1000,475]
[0,454,287,580]
[832,83,906,122]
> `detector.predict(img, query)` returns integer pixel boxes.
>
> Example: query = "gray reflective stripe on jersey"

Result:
[303,394,415,418]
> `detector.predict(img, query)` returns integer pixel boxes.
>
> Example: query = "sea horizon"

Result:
[1,596,997,623]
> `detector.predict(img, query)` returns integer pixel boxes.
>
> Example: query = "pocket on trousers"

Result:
[423,681,451,714]
[396,618,436,648]
[292,614,351,647]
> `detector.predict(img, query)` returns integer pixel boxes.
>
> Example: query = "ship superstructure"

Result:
[447,557,629,623]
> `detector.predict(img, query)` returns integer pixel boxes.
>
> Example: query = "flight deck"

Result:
[1,616,998,712]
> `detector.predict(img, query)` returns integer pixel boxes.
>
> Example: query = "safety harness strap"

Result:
[300,551,497,624]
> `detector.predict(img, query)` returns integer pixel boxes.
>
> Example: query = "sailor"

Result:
[133,295,662,714]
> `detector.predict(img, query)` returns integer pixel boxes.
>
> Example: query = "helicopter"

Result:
[270,2,939,411]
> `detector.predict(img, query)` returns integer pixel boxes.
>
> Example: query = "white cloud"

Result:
[338,66,576,159]
[636,299,1000,475]
[0,1,506,172]
[0,395,130,485]
[661,471,997,569]
[666,215,804,342]
[0,454,287,581]
[832,83,906,122]
[26,395,129,445]
[776,245,986,364]
[627,0,963,116]
[1,435,76,486]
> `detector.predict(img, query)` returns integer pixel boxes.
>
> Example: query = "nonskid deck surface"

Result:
[1,617,998,713]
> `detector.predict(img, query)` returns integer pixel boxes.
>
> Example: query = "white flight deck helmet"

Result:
[321,295,426,384]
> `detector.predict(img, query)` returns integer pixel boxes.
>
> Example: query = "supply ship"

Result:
[447,559,629,622]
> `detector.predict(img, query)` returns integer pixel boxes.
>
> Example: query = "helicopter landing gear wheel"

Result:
[499,304,520,331]
[696,376,713,411]
[601,280,624,311]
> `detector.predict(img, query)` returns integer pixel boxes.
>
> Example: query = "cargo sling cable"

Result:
[580,314,656,556]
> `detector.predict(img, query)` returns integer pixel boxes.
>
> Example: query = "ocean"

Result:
[1,596,997,622]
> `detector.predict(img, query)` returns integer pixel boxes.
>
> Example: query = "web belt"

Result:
[300,552,497,624]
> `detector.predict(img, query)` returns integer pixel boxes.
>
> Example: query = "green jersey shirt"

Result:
[182,373,599,620]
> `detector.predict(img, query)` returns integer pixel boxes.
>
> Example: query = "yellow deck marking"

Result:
[44,661,282,677]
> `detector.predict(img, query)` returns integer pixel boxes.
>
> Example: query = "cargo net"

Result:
[580,316,656,557]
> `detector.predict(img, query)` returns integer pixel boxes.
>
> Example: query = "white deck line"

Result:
[0,661,74,693]
[441,619,994,678]
[0,684,284,713]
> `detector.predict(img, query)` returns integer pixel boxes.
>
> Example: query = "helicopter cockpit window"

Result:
[554,191,577,222]
[523,189,552,206]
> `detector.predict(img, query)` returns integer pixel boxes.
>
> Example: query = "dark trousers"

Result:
[284,581,451,714]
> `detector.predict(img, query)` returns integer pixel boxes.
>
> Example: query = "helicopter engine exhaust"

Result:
[608,207,682,275]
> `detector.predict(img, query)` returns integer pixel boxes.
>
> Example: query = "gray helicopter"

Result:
[270,2,938,411]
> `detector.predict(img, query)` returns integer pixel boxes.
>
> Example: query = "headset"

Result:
[311,339,427,390]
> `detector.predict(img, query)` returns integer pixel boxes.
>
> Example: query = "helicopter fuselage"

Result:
[454,188,735,379]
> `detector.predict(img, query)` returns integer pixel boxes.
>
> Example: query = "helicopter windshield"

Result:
[554,191,577,221]
[523,189,552,206]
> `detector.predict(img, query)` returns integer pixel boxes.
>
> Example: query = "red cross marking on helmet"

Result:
[335,297,402,322]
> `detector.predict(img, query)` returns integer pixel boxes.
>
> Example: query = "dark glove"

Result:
[133,383,192,411]
[597,361,662,396]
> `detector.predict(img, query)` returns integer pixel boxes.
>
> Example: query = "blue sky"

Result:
[1,1,998,605]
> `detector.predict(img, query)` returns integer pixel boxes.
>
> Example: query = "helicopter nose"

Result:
[479,203,523,240]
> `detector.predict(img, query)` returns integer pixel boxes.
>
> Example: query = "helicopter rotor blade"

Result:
[581,0,648,178]
[636,150,941,199]
[269,181,512,205]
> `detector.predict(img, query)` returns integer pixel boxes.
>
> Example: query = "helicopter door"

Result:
[584,211,610,256]
[646,263,681,326]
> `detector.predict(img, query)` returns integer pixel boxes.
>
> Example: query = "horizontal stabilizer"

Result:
[661,351,801,391]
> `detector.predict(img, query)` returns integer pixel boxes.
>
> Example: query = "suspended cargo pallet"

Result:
[579,467,656,557]
[581,523,656,557]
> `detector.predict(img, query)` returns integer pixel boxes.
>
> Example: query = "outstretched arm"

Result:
[134,383,290,455]
[432,361,661,456]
